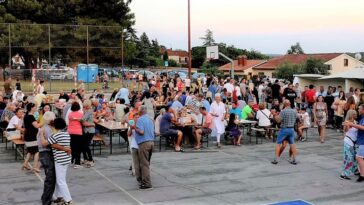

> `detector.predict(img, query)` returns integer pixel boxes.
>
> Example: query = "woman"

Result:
[210,94,226,148]
[344,96,357,117]
[340,110,358,180]
[313,95,328,143]
[68,102,84,168]
[176,78,184,92]
[23,102,43,172]
[5,108,24,141]
[225,113,242,146]
[38,111,56,205]
[255,103,272,138]
[142,92,155,120]
[81,100,95,168]
[333,91,346,132]
[38,103,52,125]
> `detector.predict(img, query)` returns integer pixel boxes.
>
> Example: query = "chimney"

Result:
[237,55,248,66]
[242,55,247,66]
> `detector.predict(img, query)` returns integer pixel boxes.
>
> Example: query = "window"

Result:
[258,72,265,77]
[327,65,332,70]
[272,72,277,78]
[344,59,349,67]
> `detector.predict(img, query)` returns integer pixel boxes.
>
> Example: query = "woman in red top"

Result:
[176,78,184,92]
[67,102,84,168]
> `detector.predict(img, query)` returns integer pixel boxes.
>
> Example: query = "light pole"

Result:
[188,0,192,79]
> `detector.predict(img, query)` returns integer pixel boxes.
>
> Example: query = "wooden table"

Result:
[239,120,257,134]
[96,120,128,154]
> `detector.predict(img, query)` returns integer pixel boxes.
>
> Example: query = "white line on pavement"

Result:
[91,167,144,205]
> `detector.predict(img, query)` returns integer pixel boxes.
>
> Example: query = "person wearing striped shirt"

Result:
[47,118,73,205]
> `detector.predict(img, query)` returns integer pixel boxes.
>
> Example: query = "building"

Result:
[161,49,189,66]
[219,55,266,78]
[253,53,364,77]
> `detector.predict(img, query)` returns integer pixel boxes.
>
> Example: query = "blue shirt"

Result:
[135,114,155,145]
[230,108,242,119]
[356,117,364,145]
[181,95,187,106]
[160,113,172,134]
[202,100,211,112]
[171,101,183,111]
[116,88,130,105]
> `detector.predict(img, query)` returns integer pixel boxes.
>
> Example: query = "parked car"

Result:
[137,70,156,81]
[192,72,206,80]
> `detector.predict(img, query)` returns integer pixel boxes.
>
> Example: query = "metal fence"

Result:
[0,23,125,70]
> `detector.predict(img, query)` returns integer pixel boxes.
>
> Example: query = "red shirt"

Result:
[68,111,83,135]
[306,89,316,104]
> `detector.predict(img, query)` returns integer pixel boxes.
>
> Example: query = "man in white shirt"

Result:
[223,79,234,94]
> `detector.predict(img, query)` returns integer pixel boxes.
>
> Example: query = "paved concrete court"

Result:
[1,128,364,205]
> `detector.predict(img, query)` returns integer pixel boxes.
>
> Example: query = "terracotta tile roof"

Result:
[254,53,343,70]
[161,49,189,57]
[219,60,267,71]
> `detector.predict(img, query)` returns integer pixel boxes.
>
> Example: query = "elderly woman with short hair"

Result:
[81,100,95,167]
[38,111,56,205]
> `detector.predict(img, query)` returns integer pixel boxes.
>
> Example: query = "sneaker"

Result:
[139,184,153,190]
[53,197,65,204]
[340,175,351,180]
[60,201,73,205]
[271,160,278,165]
[289,159,297,165]
[87,161,95,167]
[73,164,82,169]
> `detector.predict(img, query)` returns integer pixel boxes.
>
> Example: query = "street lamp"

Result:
[188,0,192,79]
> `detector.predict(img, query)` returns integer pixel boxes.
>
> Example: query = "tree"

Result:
[0,0,136,68]
[162,51,168,62]
[276,62,303,82]
[200,29,215,47]
[287,42,305,55]
[303,57,329,74]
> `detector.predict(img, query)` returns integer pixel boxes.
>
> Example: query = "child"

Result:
[225,113,242,146]
[297,108,310,141]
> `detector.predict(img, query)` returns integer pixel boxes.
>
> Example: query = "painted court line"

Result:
[92,167,144,205]
[17,149,44,183]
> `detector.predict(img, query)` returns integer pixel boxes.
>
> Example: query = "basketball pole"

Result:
[188,0,192,79]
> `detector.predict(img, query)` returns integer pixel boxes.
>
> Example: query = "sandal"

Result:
[21,164,31,171]
[175,148,184,152]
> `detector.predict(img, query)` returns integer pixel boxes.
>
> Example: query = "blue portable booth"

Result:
[87,64,98,83]
[77,64,88,82]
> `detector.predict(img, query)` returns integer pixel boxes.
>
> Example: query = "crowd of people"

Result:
[1,73,364,204]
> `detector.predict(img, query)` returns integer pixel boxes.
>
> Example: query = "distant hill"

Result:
[265,54,283,58]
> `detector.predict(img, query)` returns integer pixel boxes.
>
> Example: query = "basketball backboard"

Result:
[206,46,219,60]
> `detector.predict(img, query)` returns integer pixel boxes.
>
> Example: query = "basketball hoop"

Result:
[206,46,219,61]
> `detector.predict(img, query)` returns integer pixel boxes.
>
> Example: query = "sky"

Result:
[130,0,364,54]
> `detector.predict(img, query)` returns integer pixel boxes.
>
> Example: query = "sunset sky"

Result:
[130,0,364,54]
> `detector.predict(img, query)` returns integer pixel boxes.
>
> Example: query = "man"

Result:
[4,78,12,97]
[241,99,255,120]
[271,100,298,165]
[315,85,327,98]
[171,97,184,111]
[59,90,69,102]
[258,82,265,103]
[160,105,184,152]
[184,78,191,92]
[194,107,213,150]
[305,84,316,108]
[115,87,130,105]
[271,80,281,102]
[223,79,234,95]
[283,84,297,109]
[185,91,202,114]
[353,88,361,106]
[0,102,16,123]
[131,106,155,189]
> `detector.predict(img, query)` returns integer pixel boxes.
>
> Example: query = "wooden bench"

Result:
[92,136,103,155]
[250,128,266,144]
[12,139,25,160]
